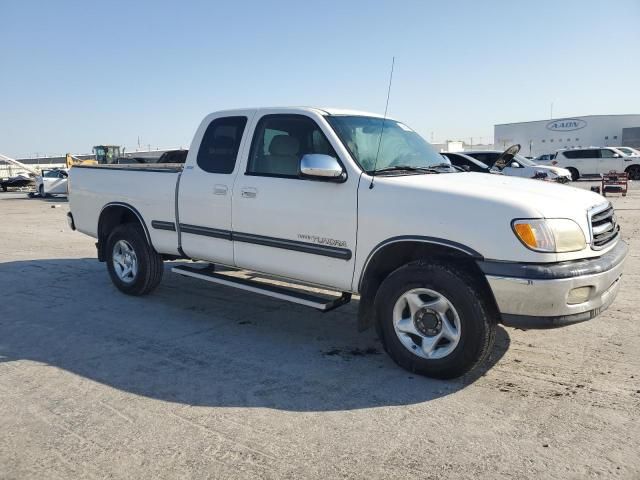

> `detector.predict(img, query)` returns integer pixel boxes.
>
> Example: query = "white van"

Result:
[544,148,640,180]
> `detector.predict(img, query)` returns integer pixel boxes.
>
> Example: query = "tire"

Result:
[375,261,496,379]
[105,223,164,295]
[567,167,579,182]
[626,165,640,181]
[39,185,47,198]
[2,185,7,192]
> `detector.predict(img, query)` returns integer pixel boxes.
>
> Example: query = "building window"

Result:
[614,135,618,139]
[542,139,545,143]
[575,138,579,141]
[605,136,609,140]
[550,139,554,142]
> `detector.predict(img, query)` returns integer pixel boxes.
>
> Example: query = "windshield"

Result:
[617,147,635,156]
[513,154,536,167]
[326,115,448,173]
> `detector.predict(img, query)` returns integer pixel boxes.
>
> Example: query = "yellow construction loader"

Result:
[66,145,122,168]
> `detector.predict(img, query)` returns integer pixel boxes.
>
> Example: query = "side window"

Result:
[197,116,247,174]
[247,114,338,177]
[585,149,600,158]
[600,149,614,158]
[563,150,579,159]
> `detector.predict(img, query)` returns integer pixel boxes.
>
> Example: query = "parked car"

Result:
[442,152,496,174]
[36,168,69,197]
[541,147,640,181]
[0,171,35,191]
[533,153,556,163]
[464,146,572,182]
[67,107,627,379]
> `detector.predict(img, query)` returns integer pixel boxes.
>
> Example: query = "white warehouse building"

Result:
[494,114,640,158]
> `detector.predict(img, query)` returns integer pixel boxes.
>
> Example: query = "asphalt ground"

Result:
[1,179,638,479]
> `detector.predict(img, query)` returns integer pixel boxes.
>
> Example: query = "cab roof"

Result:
[212,106,389,119]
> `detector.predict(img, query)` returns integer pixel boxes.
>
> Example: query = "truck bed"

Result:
[69,163,182,256]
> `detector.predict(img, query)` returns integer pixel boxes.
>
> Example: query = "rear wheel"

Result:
[626,165,640,180]
[567,167,579,181]
[106,223,164,295]
[375,261,496,379]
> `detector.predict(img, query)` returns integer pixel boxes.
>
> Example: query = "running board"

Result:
[171,264,351,312]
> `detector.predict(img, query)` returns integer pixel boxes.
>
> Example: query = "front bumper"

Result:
[479,240,628,328]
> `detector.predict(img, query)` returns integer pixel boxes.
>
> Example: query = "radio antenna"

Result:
[369,56,395,189]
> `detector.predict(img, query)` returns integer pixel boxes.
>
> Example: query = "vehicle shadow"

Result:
[0,258,509,412]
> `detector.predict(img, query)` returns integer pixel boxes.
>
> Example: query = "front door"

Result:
[177,111,254,265]
[232,113,358,291]
[598,148,624,174]
[43,170,68,194]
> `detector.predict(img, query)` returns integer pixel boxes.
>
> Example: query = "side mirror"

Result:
[613,153,620,158]
[300,154,345,182]
[511,161,521,168]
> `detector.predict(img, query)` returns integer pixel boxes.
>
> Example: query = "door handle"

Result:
[214,184,228,195]
[241,187,257,199]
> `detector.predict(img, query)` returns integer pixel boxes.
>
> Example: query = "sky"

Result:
[1,0,639,158]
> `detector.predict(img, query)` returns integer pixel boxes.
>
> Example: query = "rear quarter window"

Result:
[197,116,247,174]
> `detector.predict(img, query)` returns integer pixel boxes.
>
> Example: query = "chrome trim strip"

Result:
[177,224,352,260]
[180,224,232,241]
[151,220,176,231]
[233,231,352,260]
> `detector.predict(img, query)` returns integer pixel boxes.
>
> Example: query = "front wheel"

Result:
[375,261,496,379]
[106,223,164,295]
[567,167,579,181]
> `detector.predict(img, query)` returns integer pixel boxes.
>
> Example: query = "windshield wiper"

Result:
[374,165,439,174]
[374,163,454,175]
[430,163,456,170]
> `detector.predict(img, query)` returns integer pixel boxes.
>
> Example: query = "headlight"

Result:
[512,219,586,252]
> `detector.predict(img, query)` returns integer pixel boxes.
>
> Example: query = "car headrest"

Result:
[269,135,299,156]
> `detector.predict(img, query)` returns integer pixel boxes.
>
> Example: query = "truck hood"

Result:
[386,172,605,216]
[367,172,611,262]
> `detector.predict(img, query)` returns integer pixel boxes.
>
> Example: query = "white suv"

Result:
[545,147,640,181]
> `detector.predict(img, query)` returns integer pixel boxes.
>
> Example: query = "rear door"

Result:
[231,112,358,290]
[177,111,254,265]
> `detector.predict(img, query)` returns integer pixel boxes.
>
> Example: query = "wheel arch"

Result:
[566,166,580,180]
[356,237,498,332]
[97,203,151,262]
[624,163,640,177]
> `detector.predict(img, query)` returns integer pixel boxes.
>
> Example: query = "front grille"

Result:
[590,204,619,249]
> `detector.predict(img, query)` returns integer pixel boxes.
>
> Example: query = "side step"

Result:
[171,264,351,312]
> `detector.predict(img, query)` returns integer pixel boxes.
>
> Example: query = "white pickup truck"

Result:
[68,107,628,379]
